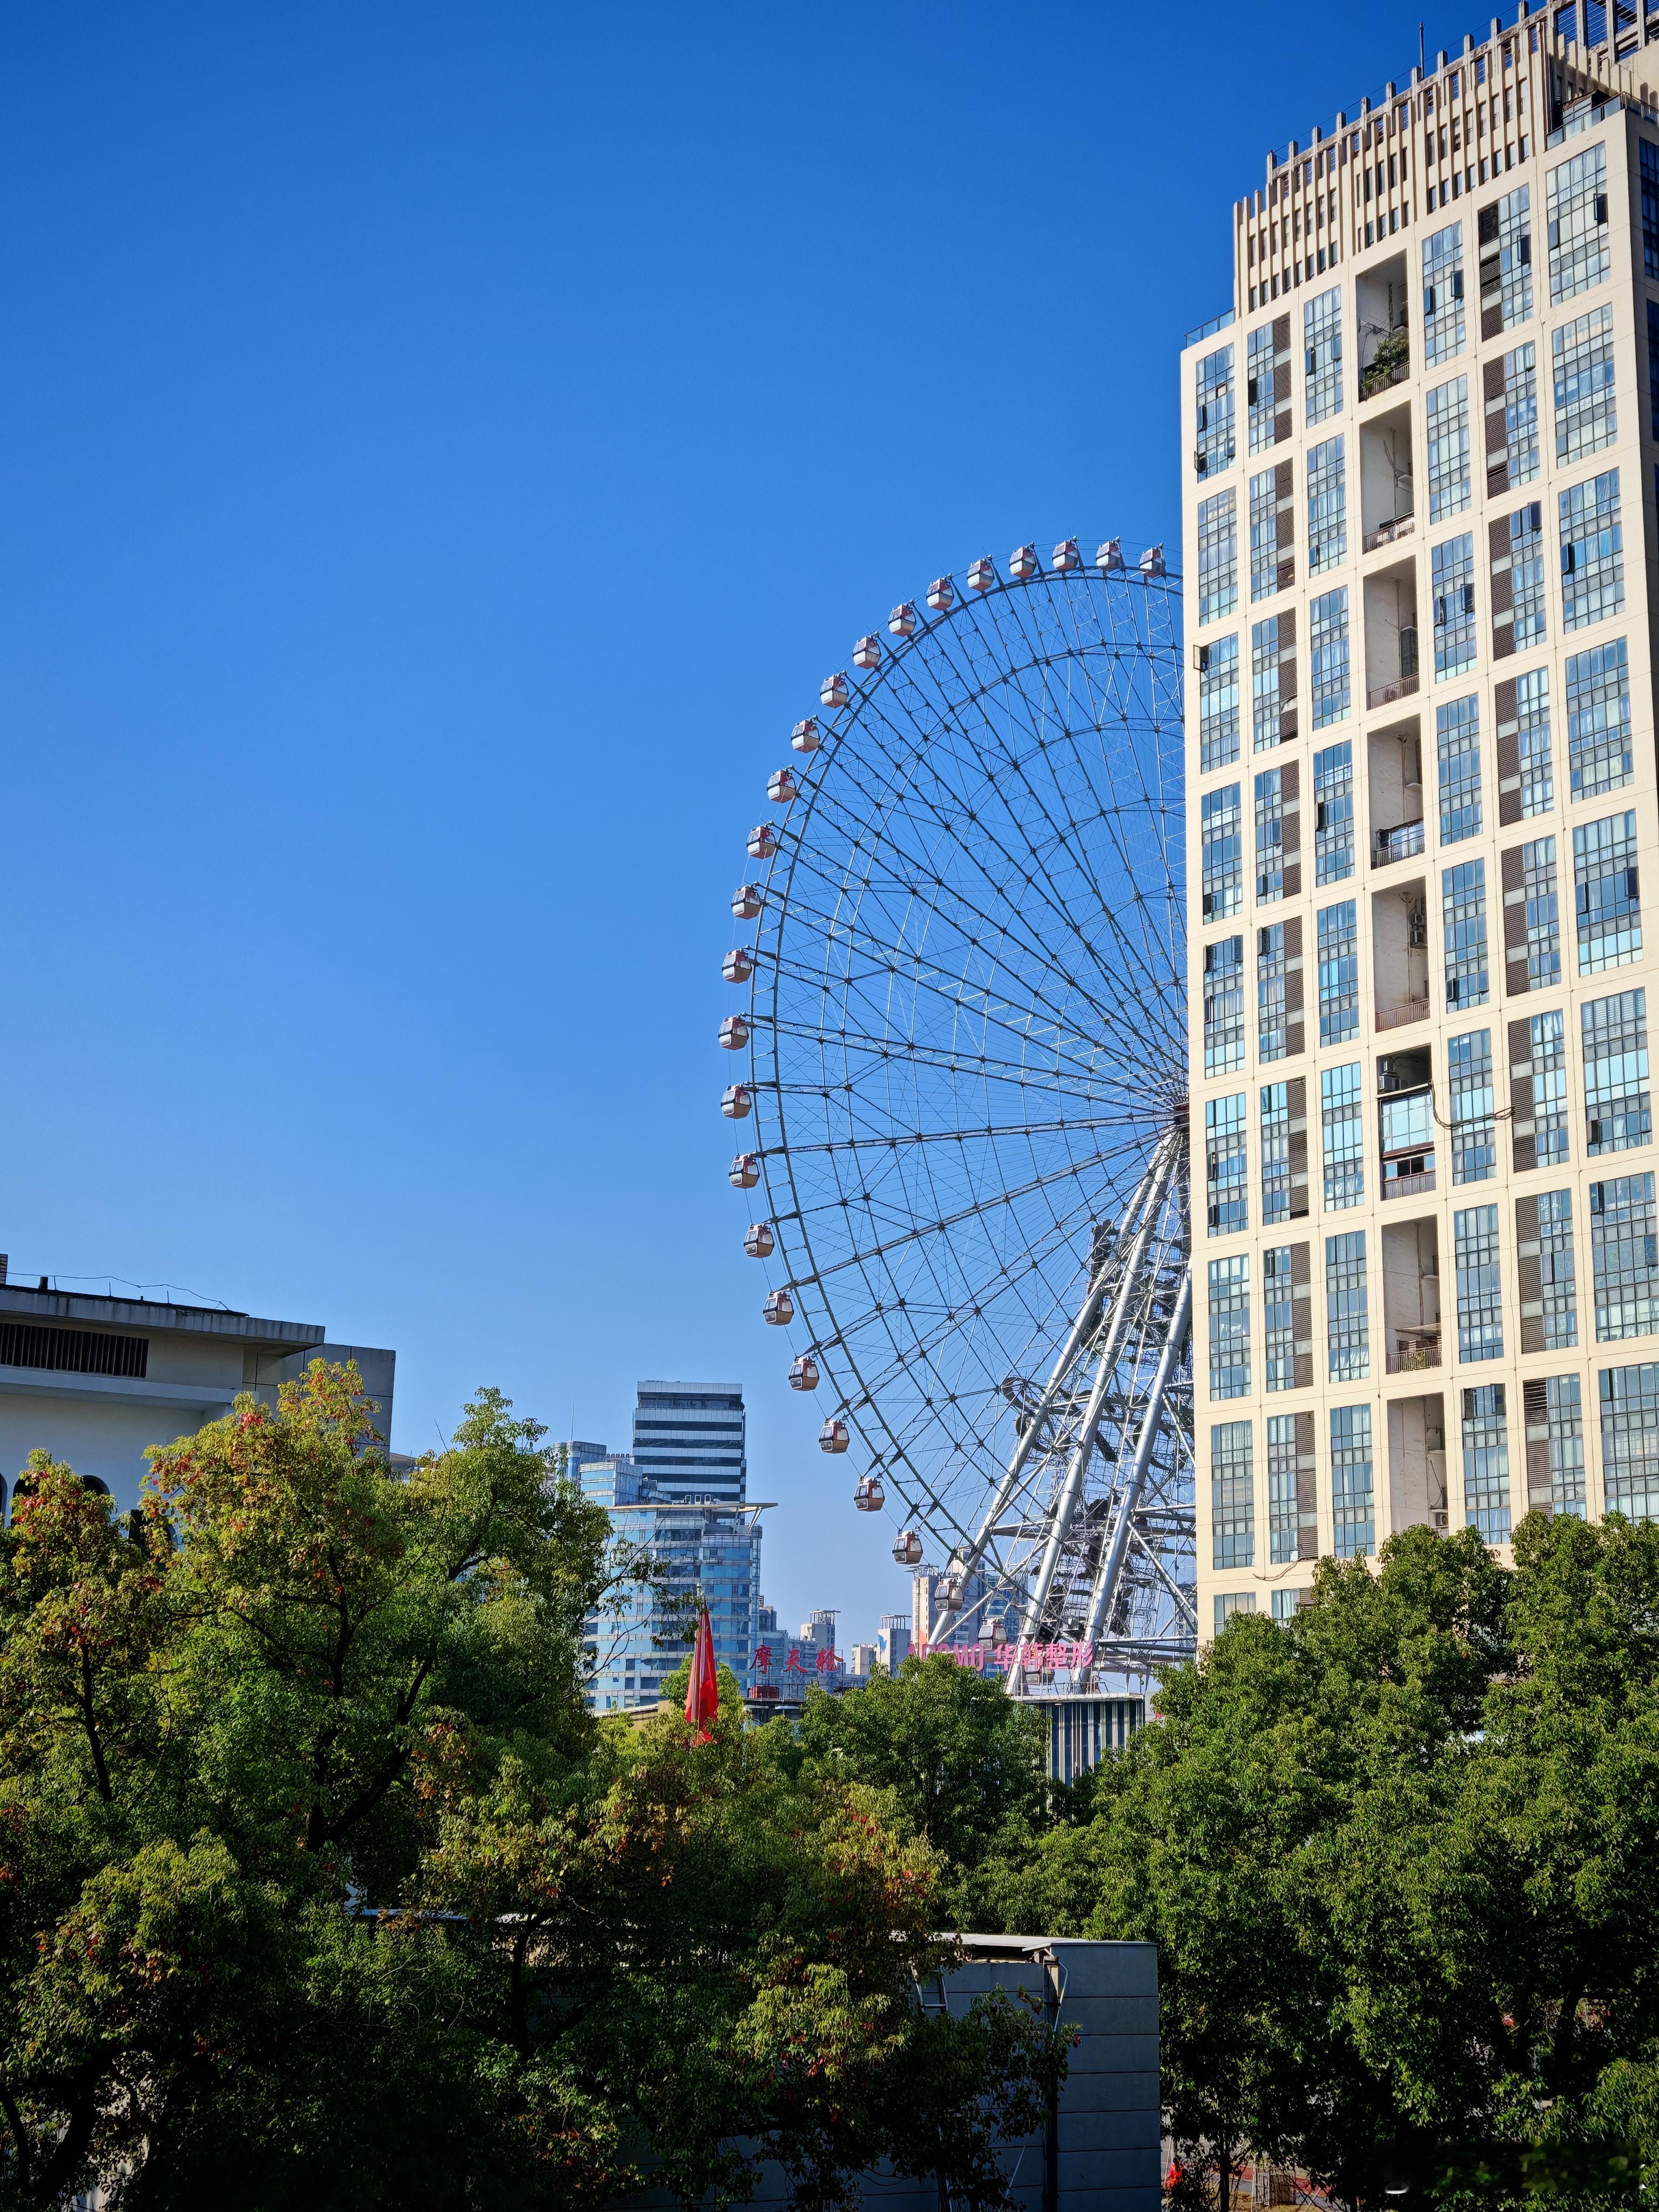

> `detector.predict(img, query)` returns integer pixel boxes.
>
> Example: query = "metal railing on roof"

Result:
[1183,307,1235,349]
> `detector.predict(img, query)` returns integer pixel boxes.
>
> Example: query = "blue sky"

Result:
[0,1,1469,1640]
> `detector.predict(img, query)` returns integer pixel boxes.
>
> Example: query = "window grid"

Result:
[1454,1203,1505,1363]
[1330,1405,1374,1560]
[1516,665,1553,816]
[1312,741,1354,885]
[1493,184,1533,329]
[1263,1245,1294,1392]
[1321,1062,1364,1210]
[1307,436,1347,574]
[1527,1008,1570,1169]
[1462,1383,1512,1546]
[1199,637,1242,773]
[1601,1361,1659,1522]
[1257,923,1289,1065]
[1566,638,1631,800]
[1642,141,1659,280]
[1251,616,1284,750]
[1448,1027,1496,1184]
[1499,342,1540,486]
[1426,377,1472,520]
[1523,835,1561,990]
[1553,305,1615,463]
[1509,502,1547,651]
[1530,1373,1585,1518]
[1650,300,1659,443]
[1211,1420,1255,1569]
[1208,1256,1251,1401]
[1317,899,1359,1046]
[1266,1410,1299,1554]
[1203,934,1246,1076]
[1547,141,1609,305]
[1304,286,1343,424]
[1583,988,1650,1157]
[1537,1190,1579,1351]
[1560,469,1623,633]
[1590,1171,1659,1342]
[1422,221,1466,365]
[1310,586,1350,729]
[1247,324,1277,455]
[1575,810,1642,976]
[1249,469,1280,602]
[1437,693,1482,843]
[1197,488,1238,625]
[1206,1094,1249,1237]
[1326,1231,1369,1381]
[1443,859,1489,1011]
[1201,783,1243,921]
[1195,345,1236,478]
[1432,534,1477,677]
[1253,767,1285,902]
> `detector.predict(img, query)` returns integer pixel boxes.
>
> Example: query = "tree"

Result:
[0,1366,1063,2209]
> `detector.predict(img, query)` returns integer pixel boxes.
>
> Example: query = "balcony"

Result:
[1367,670,1420,709]
[1359,336,1410,402]
[1374,819,1426,865]
[1363,514,1415,554]
[1377,998,1429,1030]
[1386,1331,1442,1374]
[1383,1166,1437,1199]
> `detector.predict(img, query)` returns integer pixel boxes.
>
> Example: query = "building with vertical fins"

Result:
[1181,10,1659,1633]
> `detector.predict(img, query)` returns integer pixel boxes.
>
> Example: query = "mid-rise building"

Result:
[629,1379,746,1502]
[876,1612,912,1673]
[1181,12,1659,1631]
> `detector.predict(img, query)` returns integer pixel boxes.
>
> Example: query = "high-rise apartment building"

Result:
[630,1379,746,1502]
[1182,13,1659,1632]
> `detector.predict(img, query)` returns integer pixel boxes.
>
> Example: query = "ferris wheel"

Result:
[718,539,1193,1686]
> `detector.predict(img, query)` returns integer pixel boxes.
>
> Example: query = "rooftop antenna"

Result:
[1420,21,1427,71]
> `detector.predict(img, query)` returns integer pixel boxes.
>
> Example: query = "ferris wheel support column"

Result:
[948,1150,1167,1600]
[1007,1128,1182,1695]
[1078,1259,1192,1672]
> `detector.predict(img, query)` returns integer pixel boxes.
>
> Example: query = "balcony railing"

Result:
[1368,672,1420,709]
[1374,819,1426,865]
[1382,1169,1437,1199]
[1360,329,1411,401]
[1386,1334,1442,1374]
[1377,999,1430,1030]
[1363,513,1415,554]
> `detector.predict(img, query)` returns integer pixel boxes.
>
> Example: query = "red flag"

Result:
[685,1603,719,1741]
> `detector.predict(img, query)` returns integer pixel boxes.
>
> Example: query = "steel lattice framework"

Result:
[720,542,1193,1685]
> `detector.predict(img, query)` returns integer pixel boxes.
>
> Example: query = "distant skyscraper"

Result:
[630,1380,746,1502]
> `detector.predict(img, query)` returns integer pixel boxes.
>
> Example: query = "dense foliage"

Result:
[0,1365,1061,2210]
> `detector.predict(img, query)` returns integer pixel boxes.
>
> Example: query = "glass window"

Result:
[1304,286,1343,423]
[1203,934,1246,1075]
[1206,1093,1249,1235]
[1454,1203,1505,1362]
[1461,1383,1512,1544]
[1197,488,1238,624]
[1330,1404,1374,1559]
[1642,141,1659,279]
[1499,340,1540,487]
[1448,1027,1496,1183]
[1565,637,1631,799]
[1575,810,1642,975]
[1249,467,1281,601]
[1525,1373,1584,1518]
[1317,898,1359,1044]
[1266,1410,1301,1552]
[1246,322,1277,454]
[1251,614,1284,750]
[1257,923,1289,1064]
[1492,184,1533,329]
[1443,860,1489,1011]
[1583,988,1650,1156]
[1214,1590,1257,1629]
[1255,768,1285,901]
[1310,586,1350,728]
[1195,345,1236,478]
[1560,468,1623,632]
[1312,741,1354,884]
[1263,1245,1295,1389]
[1326,1230,1370,1380]
[1515,666,1553,817]
[1426,376,1472,520]
[1649,300,1659,443]
[1590,1171,1659,1340]
[1201,784,1243,920]
[1422,220,1466,363]
[1554,305,1616,461]
[1208,1255,1251,1400]
[1437,692,1482,842]
[1307,435,1347,573]
[1508,501,1547,650]
[1537,1190,1580,1350]
[1211,1420,1255,1568]
[1547,141,1609,303]
[1524,1007,1571,1169]
[1199,636,1242,772]
[1523,834,1561,990]
[1321,1062,1364,1209]
[1432,534,1477,676]
[1600,1360,1659,1521]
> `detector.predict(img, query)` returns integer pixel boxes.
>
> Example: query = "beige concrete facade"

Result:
[1180,17,1659,1633]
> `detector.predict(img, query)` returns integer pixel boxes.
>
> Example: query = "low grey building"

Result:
[0,1272,394,1512]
